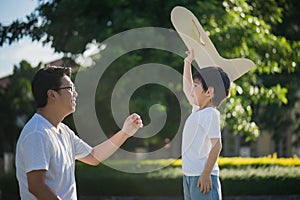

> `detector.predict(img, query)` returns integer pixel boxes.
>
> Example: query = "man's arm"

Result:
[197,138,222,194]
[183,49,195,105]
[78,113,143,165]
[27,170,61,200]
[77,130,132,165]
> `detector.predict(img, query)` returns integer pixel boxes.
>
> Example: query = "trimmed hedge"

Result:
[1,156,300,197]
[0,171,19,194]
[75,164,183,196]
[75,163,300,196]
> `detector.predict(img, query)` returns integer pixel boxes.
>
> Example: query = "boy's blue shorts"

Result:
[183,175,222,200]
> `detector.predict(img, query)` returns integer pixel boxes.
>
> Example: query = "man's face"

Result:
[56,75,78,115]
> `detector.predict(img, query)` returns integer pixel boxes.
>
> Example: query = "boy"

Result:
[182,49,230,200]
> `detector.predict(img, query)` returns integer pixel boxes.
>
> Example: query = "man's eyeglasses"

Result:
[53,85,76,92]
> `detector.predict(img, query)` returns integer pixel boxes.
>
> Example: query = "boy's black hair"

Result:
[193,67,230,106]
[31,66,72,108]
[193,72,208,91]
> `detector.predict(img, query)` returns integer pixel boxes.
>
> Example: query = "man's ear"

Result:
[206,87,215,97]
[47,89,57,102]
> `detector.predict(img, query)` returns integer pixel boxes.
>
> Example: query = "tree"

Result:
[1,0,299,154]
[0,61,38,154]
[247,0,300,155]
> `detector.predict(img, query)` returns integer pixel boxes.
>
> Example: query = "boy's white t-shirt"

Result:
[182,105,221,176]
[16,113,92,200]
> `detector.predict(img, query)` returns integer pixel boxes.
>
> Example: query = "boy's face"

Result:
[191,78,211,107]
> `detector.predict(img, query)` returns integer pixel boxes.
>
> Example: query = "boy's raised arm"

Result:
[183,49,195,105]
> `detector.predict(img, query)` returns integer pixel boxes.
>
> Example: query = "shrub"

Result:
[171,154,300,168]
[1,156,300,197]
[217,154,300,168]
[75,158,300,196]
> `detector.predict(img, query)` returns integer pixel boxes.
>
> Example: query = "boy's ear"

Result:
[206,87,215,97]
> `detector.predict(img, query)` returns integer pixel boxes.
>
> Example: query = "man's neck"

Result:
[37,107,65,128]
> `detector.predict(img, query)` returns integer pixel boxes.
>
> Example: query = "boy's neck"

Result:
[199,104,214,110]
[198,99,214,110]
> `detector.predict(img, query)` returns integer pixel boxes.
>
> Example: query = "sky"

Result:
[0,0,63,78]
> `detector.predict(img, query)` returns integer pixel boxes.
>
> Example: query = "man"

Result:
[15,66,143,200]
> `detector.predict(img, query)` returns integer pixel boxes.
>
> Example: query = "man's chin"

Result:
[67,107,76,115]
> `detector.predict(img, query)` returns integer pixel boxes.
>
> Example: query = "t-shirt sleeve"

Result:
[21,132,51,173]
[71,132,93,159]
[199,109,221,139]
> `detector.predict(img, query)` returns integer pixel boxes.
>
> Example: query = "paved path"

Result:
[79,195,300,200]
[2,195,300,200]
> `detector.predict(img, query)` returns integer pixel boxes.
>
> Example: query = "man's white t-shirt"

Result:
[182,105,221,176]
[16,113,92,200]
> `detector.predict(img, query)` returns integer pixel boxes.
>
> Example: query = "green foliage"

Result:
[0,170,19,194]
[1,159,300,196]
[195,0,300,149]
[221,166,300,179]
[75,160,300,196]
[0,61,38,153]
[0,0,300,152]
[203,0,298,142]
